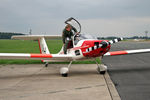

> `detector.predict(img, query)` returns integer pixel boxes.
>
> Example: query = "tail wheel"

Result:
[45,62,48,67]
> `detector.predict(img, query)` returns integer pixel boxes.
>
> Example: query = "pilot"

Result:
[62,24,78,54]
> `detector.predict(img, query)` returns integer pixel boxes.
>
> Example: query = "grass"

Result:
[0,39,101,64]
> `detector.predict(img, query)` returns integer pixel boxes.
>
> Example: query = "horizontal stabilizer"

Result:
[12,35,62,40]
[104,49,150,56]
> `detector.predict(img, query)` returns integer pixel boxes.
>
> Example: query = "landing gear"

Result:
[95,58,107,75]
[60,67,69,77]
[60,61,72,77]
[96,64,107,74]
[62,73,68,77]
[100,71,106,75]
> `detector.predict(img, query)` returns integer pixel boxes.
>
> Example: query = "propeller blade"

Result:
[108,37,123,45]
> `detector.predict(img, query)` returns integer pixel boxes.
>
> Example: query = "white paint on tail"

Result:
[38,37,50,54]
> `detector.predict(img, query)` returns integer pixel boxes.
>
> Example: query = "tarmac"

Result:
[0,64,120,100]
[103,41,150,100]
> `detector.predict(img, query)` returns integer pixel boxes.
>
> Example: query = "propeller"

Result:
[100,37,123,48]
[108,37,123,45]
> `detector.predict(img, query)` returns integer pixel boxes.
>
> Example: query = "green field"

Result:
[0,39,100,64]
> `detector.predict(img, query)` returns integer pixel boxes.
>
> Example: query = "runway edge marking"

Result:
[104,72,121,100]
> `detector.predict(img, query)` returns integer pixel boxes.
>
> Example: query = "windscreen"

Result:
[74,34,97,45]
[77,34,97,40]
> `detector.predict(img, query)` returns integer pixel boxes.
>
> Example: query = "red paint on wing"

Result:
[31,54,52,58]
[109,51,128,55]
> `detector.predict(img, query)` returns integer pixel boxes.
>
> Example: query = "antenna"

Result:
[29,29,32,35]
[145,30,148,40]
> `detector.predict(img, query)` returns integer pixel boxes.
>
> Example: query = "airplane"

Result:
[0,17,150,77]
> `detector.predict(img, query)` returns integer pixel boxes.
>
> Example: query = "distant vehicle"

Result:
[1,17,150,77]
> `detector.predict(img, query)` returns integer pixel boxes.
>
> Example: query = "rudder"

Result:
[38,37,50,54]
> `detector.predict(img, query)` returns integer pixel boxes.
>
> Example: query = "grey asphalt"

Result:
[102,41,150,100]
[0,64,120,100]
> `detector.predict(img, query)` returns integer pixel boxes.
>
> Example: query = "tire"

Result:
[62,73,68,77]
[100,71,106,75]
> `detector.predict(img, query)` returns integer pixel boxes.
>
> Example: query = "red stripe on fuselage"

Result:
[72,46,89,50]
[109,51,128,55]
[31,54,52,58]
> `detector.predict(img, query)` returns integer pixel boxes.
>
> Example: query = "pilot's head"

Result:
[65,24,72,31]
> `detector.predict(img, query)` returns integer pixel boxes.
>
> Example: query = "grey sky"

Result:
[0,0,150,37]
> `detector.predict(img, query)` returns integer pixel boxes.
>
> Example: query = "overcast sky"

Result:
[0,0,150,37]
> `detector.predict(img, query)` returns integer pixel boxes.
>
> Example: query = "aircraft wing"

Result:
[104,49,150,56]
[0,53,73,61]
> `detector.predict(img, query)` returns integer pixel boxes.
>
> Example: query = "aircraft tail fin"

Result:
[38,37,50,54]
[12,35,58,54]
[12,35,56,63]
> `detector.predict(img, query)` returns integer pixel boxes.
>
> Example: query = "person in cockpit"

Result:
[62,24,77,54]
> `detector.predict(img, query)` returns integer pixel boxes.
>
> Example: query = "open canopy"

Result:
[65,17,81,33]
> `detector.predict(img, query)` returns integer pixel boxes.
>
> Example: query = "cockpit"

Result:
[65,17,97,47]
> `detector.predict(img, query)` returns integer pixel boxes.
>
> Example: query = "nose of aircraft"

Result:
[100,41,108,48]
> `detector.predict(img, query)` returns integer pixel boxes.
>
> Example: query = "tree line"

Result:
[98,36,150,40]
[0,32,24,39]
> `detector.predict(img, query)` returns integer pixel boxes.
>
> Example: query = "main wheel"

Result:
[100,71,106,75]
[60,67,69,77]
[62,73,68,77]
[97,67,106,75]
